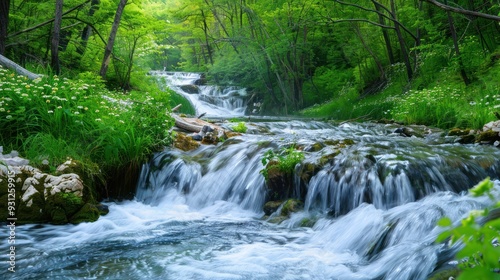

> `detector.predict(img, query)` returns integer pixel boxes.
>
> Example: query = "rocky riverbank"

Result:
[0,147,108,224]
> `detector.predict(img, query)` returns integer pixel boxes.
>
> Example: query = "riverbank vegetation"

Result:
[0,66,175,198]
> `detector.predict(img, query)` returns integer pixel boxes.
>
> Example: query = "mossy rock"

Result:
[70,203,100,224]
[299,217,315,227]
[50,206,68,224]
[426,265,460,280]
[265,161,293,201]
[448,128,472,136]
[174,132,200,151]
[457,134,476,144]
[263,200,283,216]
[281,199,304,217]
[477,130,500,143]
[16,190,47,224]
[225,131,242,139]
[45,192,84,220]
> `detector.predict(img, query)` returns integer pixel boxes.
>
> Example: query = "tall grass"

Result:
[0,66,174,189]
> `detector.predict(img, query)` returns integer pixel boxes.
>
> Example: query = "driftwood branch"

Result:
[0,54,42,79]
[421,0,500,21]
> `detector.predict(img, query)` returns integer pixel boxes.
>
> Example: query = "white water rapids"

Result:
[2,73,500,280]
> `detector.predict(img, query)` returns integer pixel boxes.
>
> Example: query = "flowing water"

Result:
[3,73,500,280]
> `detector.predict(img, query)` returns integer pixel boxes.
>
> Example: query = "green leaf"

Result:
[436,230,451,243]
[437,217,452,227]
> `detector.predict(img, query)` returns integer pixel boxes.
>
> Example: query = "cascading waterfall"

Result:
[4,72,500,280]
[151,71,248,117]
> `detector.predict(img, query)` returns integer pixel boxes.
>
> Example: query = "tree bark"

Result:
[0,54,42,79]
[445,1,470,85]
[0,0,9,55]
[51,0,64,75]
[390,0,413,80]
[372,0,394,64]
[78,0,100,55]
[99,0,128,79]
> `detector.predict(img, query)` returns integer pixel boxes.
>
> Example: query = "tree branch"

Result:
[421,0,500,21]
[330,0,418,42]
[8,0,91,38]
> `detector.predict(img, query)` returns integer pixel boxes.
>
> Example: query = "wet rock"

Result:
[263,200,283,216]
[180,84,199,94]
[280,199,304,217]
[174,132,200,151]
[477,130,500,144]
[457,134,476,144]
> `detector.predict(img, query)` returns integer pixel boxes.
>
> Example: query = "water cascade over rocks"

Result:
[151,71,248,117]
[3,72,500,280]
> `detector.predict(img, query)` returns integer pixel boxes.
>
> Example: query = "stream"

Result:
[2,72,500,280]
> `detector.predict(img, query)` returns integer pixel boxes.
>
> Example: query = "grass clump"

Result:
[260,145,305,180]
[231,122,248,133]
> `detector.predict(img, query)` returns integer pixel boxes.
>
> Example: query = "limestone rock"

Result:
[483,120,500,132]
[0,150,103,224]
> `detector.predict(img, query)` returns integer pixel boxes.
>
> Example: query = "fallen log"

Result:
[0,54,42,80]
[172,114,204,132]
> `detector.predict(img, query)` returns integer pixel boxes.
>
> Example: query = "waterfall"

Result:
[150,71,248,117]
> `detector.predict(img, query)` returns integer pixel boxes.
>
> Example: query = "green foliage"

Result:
[437,178,500,280]
[0,66,174,186]
[231,122,248,133]
[260,145,305,179]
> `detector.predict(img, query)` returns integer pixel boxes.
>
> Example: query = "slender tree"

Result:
[100,0,128,79]
[0,0,10,55]
[51,0,64,74]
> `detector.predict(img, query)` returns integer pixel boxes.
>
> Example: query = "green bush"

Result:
[260,145,305,180]
[437,178,500,279]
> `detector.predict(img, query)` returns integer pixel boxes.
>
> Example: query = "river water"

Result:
[2,73,500,280]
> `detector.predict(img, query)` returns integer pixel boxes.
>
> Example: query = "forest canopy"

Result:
[1,0,499,116]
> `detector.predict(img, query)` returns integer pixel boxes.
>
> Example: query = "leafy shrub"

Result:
[260,145,305,179]
[437,178,500,279]
[231,122,248,133]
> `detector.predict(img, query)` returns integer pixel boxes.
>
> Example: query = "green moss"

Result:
[281,199,304,217]
[477,130,500,142]
[70,203,100,224]
[50,206,68,224]
[45,192,84,222]
[448,128,471,136]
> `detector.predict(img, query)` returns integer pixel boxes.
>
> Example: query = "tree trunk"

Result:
[99,0,128,79]
[77,0,100,55]
[0,0,10,55]
[390,0,412,80]
[51,0,64,74]
[445,1,470,85]
[372,0,394,64]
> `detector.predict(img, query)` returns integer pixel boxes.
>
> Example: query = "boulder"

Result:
[180,84,200,94]
[0,152,105,224]
[483,120,500,132]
